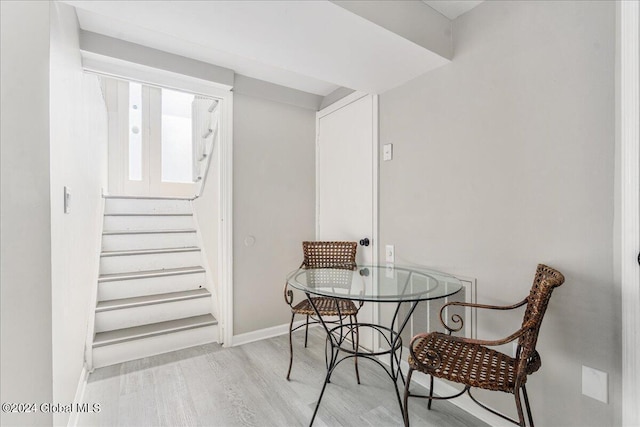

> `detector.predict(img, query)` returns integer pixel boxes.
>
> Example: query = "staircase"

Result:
[91,196,218,368]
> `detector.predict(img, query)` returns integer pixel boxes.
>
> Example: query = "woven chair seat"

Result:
[292,297,358,316]
[409,332,521,393]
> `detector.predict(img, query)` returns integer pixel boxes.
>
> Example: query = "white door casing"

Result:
[619,1,639,426]
[316,92,379,350]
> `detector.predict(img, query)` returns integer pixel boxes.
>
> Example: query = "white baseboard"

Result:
[67,365,89,427]
[231,319,315,347]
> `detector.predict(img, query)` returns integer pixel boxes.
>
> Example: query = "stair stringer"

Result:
[84,195,105,372]
[190,199,220,341]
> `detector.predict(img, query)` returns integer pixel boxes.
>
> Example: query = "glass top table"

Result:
[287,264,463,303]
[286,264,463,426]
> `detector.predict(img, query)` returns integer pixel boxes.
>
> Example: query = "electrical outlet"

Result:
[385,245,395,263]
[582,365,608,403]
[64,186,71,214]
[386,264,395,279]
[383,143,393,161]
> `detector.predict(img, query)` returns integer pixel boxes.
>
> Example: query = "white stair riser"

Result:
[100,251,201,274]
[103,215,194,231]
[105,199,191,215]
[102,232,198,251]
[95,296,212,332]
[92,324,218,368]
[98,273,205,301]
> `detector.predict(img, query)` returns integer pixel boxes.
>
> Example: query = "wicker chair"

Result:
[284,241,361,382]
[403,264,565,427]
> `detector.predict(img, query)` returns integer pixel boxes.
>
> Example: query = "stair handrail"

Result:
[193,100,219,200]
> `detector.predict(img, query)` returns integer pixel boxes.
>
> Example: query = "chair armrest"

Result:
[436,317,536,347]
[408,332,443,370]
[438,297,528,334]
[283,282,294,306]
[284,262,305,307]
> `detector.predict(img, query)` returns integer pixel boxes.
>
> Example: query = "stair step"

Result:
[96,288,210,312]
[103,213,193,217]
[103,214,195,231]
[98,267,206,305]
[104,198,192,215]
[101,247,200,257]
[103,229,197,235]
[92,318,218,368]
[102,230,198,252]
[104,195,193,201]
[93,314,217,348]
[100,248,202,274]
[94,289,212,332]
[98,266,205,283]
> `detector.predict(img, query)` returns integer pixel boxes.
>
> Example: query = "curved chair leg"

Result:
[403,367,414,427]
[522,385,534,427]
[514,387,526,427]
[286,312,295,380]
[304,314,310,348]
[350,314,361,384]
[427,375,434,410]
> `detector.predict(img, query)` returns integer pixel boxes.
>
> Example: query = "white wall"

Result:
[379,1,618,426]
[49,3,108,425]
[0,2,53,426]
[233,93,316,335]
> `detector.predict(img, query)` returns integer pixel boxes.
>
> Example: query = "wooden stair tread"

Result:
[98,266,205,282]
[104,213,192,216]
[100,247,200,257]
[93,314,217,347]
[103,229,197,235]
[96,288,210,312]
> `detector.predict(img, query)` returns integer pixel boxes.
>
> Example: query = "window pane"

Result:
[161,88,193,183]
[128,82,142,181]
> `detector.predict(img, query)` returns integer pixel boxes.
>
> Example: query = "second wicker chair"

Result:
[284,241,362,382]
[403,264,565,427]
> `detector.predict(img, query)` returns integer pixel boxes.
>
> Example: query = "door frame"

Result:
[618,1,639,425]
[84,56,234,347]
[315,91,380,348]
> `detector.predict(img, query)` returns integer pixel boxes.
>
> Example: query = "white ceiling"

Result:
[422,1,483,20]
[67,1,450,96]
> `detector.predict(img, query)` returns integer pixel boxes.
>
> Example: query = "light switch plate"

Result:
[383,143,393,161]
[582,365,608,403]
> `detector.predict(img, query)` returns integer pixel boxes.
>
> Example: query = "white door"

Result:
[316,93,378,350]
[107,79,214,198]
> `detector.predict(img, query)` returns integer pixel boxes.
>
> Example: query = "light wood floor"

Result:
[78,329,489,426]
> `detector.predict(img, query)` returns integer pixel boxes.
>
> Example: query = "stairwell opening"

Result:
[84,74,232,368]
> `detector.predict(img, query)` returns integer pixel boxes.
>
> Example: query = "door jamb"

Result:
[619,1,639,425]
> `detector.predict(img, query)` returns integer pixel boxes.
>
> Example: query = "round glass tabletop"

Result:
[287,264,463,302]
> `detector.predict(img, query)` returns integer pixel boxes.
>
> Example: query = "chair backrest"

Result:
[516,264,565,379]
[302,241,357,270]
